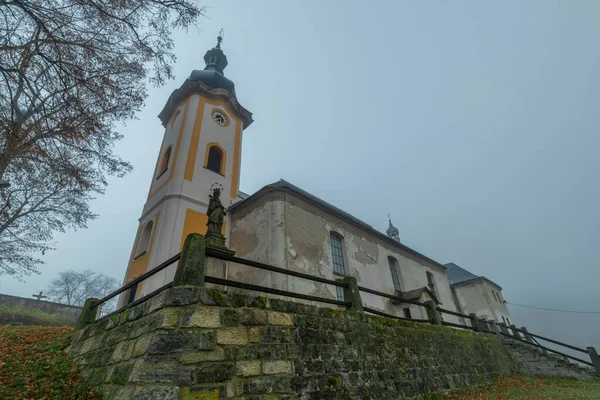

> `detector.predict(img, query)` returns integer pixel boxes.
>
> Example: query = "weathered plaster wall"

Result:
[230,190,460,322]
[67,287,518,400]
[229,191,286,290]
[453,280,513,325]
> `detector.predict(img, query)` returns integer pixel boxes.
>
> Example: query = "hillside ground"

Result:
[0,303,76,326]
[444,375,600,399]
[0,325,99,400]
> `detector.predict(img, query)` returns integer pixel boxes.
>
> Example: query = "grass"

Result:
[444,375,600,399]
[0,303,76,326]
[0,325,100,400]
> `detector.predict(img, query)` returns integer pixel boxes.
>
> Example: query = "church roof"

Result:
[444,262,502,289]
[231,179,447,272]
[188,69,236,97]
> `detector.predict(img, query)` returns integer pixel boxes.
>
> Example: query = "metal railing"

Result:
[89,252,181,321]
[356,281,596,368]
[205,247,351,308]
[77,233,599,373]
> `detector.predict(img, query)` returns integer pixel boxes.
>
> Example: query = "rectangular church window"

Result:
[330,232,346,275]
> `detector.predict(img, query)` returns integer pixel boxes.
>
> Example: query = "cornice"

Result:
[158,80,253,128]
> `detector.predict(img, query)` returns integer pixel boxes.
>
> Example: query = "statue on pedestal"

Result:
[205,185,234,254]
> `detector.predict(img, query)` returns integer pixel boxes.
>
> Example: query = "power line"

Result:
[506,301,600,314]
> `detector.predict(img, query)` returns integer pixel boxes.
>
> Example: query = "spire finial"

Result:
[217,29,225,49]
[386,214,400,243]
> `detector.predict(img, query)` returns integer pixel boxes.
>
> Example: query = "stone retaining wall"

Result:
[501,336,597,380]
[67,286,518,400]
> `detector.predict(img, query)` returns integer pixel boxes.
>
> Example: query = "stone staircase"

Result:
[501,336,598,379]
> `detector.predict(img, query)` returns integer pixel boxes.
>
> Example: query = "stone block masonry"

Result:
[67,287,518,400]
[501,336,597,380]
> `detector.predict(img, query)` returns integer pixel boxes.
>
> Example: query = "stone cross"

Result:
[32,291,48,301]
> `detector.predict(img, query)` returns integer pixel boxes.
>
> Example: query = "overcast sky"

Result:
[2,1,599,351]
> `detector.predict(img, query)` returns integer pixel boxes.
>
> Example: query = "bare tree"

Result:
[0,0,204,278]
[47,269,119,306]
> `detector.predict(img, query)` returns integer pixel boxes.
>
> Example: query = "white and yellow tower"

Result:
[121,36,253,304]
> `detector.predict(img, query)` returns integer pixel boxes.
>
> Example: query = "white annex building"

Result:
[120,37,513,326]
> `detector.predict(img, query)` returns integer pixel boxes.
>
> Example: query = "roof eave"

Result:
[451,276,503,290]
[158,79,253,128]
[229,182,448,272]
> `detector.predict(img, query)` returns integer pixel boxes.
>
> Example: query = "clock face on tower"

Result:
[212,109,229,127]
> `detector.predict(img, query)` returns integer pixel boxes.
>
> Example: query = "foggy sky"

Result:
[2,1,599,351]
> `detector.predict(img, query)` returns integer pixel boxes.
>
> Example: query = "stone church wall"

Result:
[230,188,460,322]
[67,286,517,400]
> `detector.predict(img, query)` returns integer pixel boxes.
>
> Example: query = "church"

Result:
[120,36,513,326]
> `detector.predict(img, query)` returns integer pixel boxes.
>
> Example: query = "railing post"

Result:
[425,301,442,325]
[173,233,206,287]
[75,298,100,331]
[469,313,482,332]
[489,320,499,336]
[336,276,363,313]
[586,347,600,375]
[510,324,522,339]
[521,327,535,343]
[498,323,510,335]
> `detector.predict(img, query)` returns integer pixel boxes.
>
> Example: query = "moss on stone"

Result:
[326,376,342,387]
[248,295,267,308]
[213,291,225,306]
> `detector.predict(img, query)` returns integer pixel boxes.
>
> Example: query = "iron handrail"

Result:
[442,320,477,331]
[497,323,588,354]
[204,276,351,308]
[206,248,348,288]
[437,307,470,319]
[363,306,430,323]
[91,252,181,308]
[95,282,173,323]
[498,330,593,366]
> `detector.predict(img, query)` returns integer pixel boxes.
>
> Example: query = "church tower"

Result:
[121,36,253,305]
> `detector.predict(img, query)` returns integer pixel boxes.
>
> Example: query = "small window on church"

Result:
[157,146,172,179]
[206,145,224,174]
[135,220,153,258]
[388,256,402,292]
[330,232,346,275]
[403,308,412,319]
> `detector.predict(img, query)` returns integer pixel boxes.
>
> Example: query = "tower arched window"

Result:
[205,144,225,174]
[135,220,153,258]
[157,146,172,179]
[388,256,402,292]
